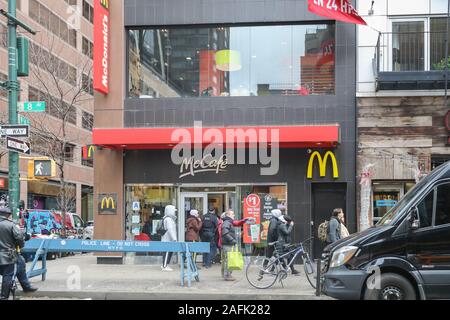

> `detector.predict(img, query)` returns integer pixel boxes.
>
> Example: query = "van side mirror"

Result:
[409,208,420,230]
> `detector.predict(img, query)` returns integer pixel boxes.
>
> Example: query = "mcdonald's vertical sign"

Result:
[94,0,110,94]
[82,145,96,160]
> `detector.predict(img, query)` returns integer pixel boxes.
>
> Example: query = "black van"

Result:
[322,161,450,300]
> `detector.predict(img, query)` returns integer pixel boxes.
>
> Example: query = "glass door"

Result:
[179,193,208,242]
[391,19,427,71]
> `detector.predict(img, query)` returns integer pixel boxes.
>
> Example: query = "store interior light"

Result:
[215,50,242,72]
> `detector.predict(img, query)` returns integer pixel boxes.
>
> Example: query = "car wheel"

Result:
[364,273,416,300]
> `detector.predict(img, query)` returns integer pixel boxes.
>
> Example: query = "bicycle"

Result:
[245,239,317,289]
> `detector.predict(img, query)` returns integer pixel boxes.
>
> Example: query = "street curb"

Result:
[18,290,327,300]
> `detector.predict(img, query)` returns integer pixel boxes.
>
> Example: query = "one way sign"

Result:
[0,125,30,138]
[6,137,31,155]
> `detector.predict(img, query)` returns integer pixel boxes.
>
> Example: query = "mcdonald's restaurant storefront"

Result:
[93,125,356,262]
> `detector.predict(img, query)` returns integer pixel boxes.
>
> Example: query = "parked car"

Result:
[322,161,450,300]
[83,220,94,240]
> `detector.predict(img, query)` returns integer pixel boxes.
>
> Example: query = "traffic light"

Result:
[27,158,56,180]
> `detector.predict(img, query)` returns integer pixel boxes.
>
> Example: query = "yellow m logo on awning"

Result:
[307,151,339,179]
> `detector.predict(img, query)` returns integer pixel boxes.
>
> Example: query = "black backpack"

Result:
[201,213,217,239]
[156,217,167,236]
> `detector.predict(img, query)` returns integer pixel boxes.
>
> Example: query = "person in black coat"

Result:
[277,215,299,275]
[265,209,282,264]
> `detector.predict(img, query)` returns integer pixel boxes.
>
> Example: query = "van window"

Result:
[417,192,433,228]
[73,215,84,228]
[435,183,450,226]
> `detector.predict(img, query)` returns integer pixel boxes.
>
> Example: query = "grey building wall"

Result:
[122,0,357,235]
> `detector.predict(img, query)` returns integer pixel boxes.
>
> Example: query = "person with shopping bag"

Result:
[220,209,254,281]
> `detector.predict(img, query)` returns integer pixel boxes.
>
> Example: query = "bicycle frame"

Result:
[266,244,305,272]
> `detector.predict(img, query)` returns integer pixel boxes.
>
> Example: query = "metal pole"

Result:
[7,0,19,221]
[445,0,450,111]
[315,258,321,296]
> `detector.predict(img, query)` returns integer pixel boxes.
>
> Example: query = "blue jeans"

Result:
[203,241,217,267]
[17,255,32,290]
[0,263,14,299]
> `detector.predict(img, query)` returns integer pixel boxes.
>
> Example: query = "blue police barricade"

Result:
[22,239,210,287]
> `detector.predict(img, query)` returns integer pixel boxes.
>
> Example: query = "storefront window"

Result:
[125,185,178,241]
[236,185,287,255]
[128,23,335,98]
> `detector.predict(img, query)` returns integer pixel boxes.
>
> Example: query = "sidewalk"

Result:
[20,254,330,300]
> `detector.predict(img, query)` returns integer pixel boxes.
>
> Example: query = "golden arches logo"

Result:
[101,197,115,210]
[100,0,109,9]
[88,146,95,158]
[307,151,339,179]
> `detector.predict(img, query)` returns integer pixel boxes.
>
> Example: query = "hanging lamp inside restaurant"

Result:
[215,50,242,72]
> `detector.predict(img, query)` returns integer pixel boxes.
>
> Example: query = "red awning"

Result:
[92,125,340,149]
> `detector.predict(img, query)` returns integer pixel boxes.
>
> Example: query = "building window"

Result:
[431,155,450,170]
[29,0,78,49]
[128,23,336,98]
[82,74,94,95]
[82,111,93,130]
[65,0,78,5]
[384,17,450,72]
[82,37,93,59]
[28,86,77,125]
[63,143,76,163]
[81,149,93,167]
[83,0,94,24]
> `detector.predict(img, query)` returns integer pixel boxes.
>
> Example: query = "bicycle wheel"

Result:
[302,253,317,289]
[246,256,279,289]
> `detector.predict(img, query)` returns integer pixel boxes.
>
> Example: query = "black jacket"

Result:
[200,212,218,241]
[277,222,293,245]
[221,216,237,246]
[0,216,25,265]
[267,217,280,243]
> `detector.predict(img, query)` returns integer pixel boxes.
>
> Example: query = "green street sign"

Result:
[19,101,46,112]
[19,115,30,125]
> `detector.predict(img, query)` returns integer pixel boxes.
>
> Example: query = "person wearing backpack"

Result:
[160,205,177,272]
[264,209,282,262]
[200,206,218,268]
[326,208,343,245]
[277,215,300,275]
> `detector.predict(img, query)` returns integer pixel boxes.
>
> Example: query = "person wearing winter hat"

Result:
[161,205,177,272]
[186,209,202,242]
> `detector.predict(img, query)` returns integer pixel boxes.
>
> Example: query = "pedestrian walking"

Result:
[266,209,282,258]
[221,209,253,281]
[200,206,218,268]
[326,208,343,244]
[185,209,202,242]
[0,207,37,300]
[339,213,350,239]
[161,205,177,272]
[277,215,300,275]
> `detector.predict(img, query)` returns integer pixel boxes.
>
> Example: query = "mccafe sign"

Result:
[179,154,227,178]
[93,0,110,94]
[445,110,450,145]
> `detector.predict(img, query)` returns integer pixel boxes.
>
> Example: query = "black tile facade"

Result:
[122,0,357,236]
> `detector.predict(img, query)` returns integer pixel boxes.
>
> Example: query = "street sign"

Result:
[6,136,31,155]
[0,124,29,138]
[19,115,30,125]
[19,101,46,112]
